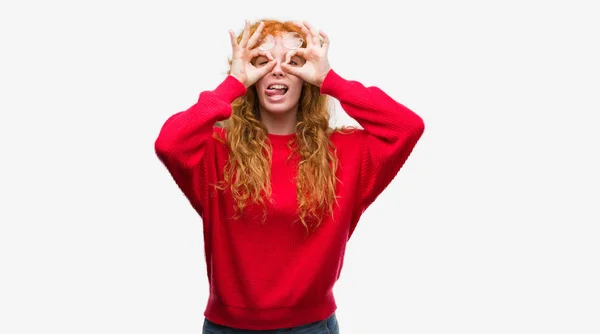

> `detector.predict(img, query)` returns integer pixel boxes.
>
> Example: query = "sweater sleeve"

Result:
[154,75,246,215]
[320,69,425,217]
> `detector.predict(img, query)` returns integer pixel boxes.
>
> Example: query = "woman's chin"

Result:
[262,104,295,115]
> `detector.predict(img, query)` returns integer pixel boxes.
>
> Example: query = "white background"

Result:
[1,0,599,333]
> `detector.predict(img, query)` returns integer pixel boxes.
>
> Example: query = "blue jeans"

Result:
[202,313,340,333]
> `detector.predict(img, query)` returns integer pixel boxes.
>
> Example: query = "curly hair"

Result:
[215,19,344,232]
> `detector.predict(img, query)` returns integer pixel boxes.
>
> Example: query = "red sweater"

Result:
[154,69,424,330]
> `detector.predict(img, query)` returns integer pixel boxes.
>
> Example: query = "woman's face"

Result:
[253,33,306,116]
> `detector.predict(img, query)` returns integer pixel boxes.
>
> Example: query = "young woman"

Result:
[155,19,425,333]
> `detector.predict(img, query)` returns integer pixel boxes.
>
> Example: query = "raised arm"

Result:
[155,19,278,214]
[320,69,425,216]
[154,76,246,214]
[279,20,425,219]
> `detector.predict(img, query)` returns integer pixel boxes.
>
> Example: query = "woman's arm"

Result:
[154,76,246,214]
[321,69,425,216]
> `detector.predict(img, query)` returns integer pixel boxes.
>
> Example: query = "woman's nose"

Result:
[270,60,285,77]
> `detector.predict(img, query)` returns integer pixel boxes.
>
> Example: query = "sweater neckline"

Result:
[267,132,297,147]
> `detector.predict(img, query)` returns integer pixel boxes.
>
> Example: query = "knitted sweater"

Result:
[154,69,424,330]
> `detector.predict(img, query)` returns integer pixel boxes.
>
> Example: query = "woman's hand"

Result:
[281,21,331,88]
[229,20,276,88]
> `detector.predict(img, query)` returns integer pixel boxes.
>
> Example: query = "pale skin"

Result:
[228,20,332,134]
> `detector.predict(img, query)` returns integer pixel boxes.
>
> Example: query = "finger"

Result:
[258,59,277,76]
[247,21,264,49]
[249,50,274,69]
[229,29,238,48]
[266,51,274,61]
[302,20,321,46]
[285,49,305,64]
[250,48,273,59]
[284,50,295,64]
[281,62,302,77]
[292,21,313,46]
[319,30,330,51]
[239,19,250,48]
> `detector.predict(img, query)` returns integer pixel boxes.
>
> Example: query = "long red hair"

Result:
[215,19,344,232]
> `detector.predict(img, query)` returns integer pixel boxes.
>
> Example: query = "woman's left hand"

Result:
[281,21,331,88]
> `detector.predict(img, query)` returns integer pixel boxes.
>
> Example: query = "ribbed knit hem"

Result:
[319,69,345,97]
[212,75,247,104]
[203,293,337,330]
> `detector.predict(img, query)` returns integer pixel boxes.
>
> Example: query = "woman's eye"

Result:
[289,57,305,66]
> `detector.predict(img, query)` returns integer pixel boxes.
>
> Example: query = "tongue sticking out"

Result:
[266,88,287,96]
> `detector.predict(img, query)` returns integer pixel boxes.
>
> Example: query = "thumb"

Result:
[281,62,302,77]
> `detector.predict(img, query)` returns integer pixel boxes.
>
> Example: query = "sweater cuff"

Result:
[319,69,347,97]
[211,75,247,103]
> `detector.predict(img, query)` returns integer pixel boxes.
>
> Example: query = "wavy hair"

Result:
[214,19,342,232]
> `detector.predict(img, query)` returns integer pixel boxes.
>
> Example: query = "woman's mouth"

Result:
[265,84,288,96]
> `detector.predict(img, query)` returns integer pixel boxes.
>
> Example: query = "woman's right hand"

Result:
[228,20,276,88]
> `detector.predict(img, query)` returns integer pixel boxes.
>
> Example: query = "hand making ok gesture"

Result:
[281,21,332,88]
[228,20,276,88]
